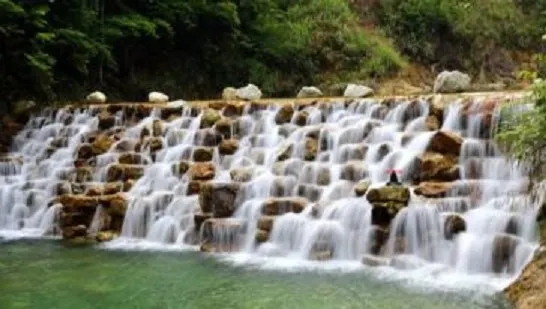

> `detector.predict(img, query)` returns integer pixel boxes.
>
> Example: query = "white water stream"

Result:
[0,95,542,292]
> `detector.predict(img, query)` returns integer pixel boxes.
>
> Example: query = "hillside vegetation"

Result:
[1,0,546,107]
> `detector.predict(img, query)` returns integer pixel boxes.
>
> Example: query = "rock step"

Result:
[262,197,308,216]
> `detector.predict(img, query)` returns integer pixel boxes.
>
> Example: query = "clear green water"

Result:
[0,240,511,309]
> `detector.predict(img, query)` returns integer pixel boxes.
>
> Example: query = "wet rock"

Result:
[362,254,389,267]
[152,119,164,136]
[223,102,245,117]
[413,152,459,182]
[123,180,135,192]
[426,131,463,156]
[214,118,233,139]
[354,181,371,197]
[113,139,137,152]
[199,182,240,217]
[433,71,471,93]
[99,194,128,217]
[371,201,407,226]
[63,225,88,239]
[304,138,318,161]
[425,115,440,131]
[73,167,93,183]
[293,111,309,126]
[222,87,238,100]
[98,112,116,130]
[106,164,144,182]
[505,215,523,236]
[192,147,214,162]
[56,182,72,195]
[367,186,410,226]
[118,152,146,165]
[194,212,213,231]
[257,216,276,232]
[77,143,94,160]
[310,250,333,261]
[96,231,117,242]
[230,167,254,182]
[262,197,307,215]
[277,144,294,162]
[219,139,239,155]
[444,214,466,240]
[341,162,367,182]
[236,84,262,101]
[172,161,191,176]
[297,86,323,98]
[414,182,454,198]
[201,109,222,128]
[275,105,295,124]
[369,226,390,255]
[189,162,215,181]
[57,195,98,209]
[255,229,269,243]
[197,129,223,147]
[492,234,521,273]
[296,184,323,202]
[200,218,242,252]
[187,181,203,195]
[343,84,374,98]
[141,136,163,153]
[92,134,114,154]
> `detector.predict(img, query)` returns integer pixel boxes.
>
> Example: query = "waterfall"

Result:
[0,94,540,290]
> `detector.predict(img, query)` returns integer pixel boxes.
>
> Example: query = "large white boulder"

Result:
[235,84,262,100]
[343,84,374,98]
[148,91,169,103]
[86,91,107,104]
[297,86,323,98]
[222,87,238,100]
[433,71,471,93]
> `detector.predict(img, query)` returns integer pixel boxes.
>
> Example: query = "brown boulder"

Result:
[413,152,459,182]
[57,195,98,209]
[425,115,440,131]
[414,182,454,198]
[201,109,221,128]
[141,137,163,153]
[192,147,214,162]
[106,164,144,182]
[304,138,318,161]
[214,118,233,139]
[118,152,146,165]
[200,218,242,252]
[492,234,521,273]
[98,112,116,130]
[73,167,93,183]
[426,131,463,156]
[187,181,203,195]
[294,111,309,126]
[92,134,114,154]
[223,102,245,117]
[444,214,466,240]
[275,105,295,124]
[77,144,94,160]
[257,216,276,232]
[96,231,117,242]
[199,182,240,217]
[152,119,164,136]
[219,139,239,155]
[366,186,410,204]
[189,162,215,181]
[255,230,270,243]
[262,198,307,215]
[194,212,213,231]
[172,161,191,176]
[354,181,371,197]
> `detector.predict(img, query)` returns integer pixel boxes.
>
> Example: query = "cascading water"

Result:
[0,94,541,291]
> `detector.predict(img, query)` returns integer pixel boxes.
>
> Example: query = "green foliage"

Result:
[375,0,536,79]
[497,58,546,182]
[0,0,405,104]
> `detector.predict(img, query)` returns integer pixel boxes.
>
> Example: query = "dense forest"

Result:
[1,0,546,106]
